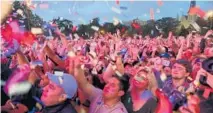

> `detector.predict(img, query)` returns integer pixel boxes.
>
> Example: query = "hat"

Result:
[160,53,170,59]
[202,57,213,75]
[175,59,192,73]
[46,72,78,99]
[119,48,128,55]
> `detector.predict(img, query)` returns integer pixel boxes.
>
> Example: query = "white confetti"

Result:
[31,28,43,34]
[9,81,32,96]
[113,17,120,26]
[111,6,121,14]
[156,8,160,13]
[1,80,6,86]
[16,9,24,16]
[54,71,64,76]
[68,51,76,57]
[112,65,117,70]
[160,73,167,82]
[115,71,122,77]
[191,22,201,32]
[91,26,99,31]
[74,33,80,40]
[92,68,97,75]
[58,77,63,84]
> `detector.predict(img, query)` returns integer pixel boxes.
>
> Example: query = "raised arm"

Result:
[73,58,99,99]
[43,44,65,69]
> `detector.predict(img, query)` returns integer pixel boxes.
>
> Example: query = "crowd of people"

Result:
[1,24,213,113]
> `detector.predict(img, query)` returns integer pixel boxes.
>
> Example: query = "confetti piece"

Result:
[92,68,98,75]
[68,51,76,57]
[193,80,200,87]
[113,17,120,26]
[58,77,63,84]
[150,8,154,20]
[160,73,167,82]
[115,70,122,77]
[16,9,24,17]
[68,8,71,14]
[29,4,37,10]
[8,81,32,96]
[54,71,64,76]
[74,33,80,40]
[191,22,201,32]
[157,0,163,6]
[59,17,63,21]
[156,8,160,13]
[31,28,43,34]
[111,6,121,14]
[39,3,49,9]
[91,26,99,31]
[1,80,6,86]
[112,65,117,70]
[81,65,85,70]
[120,6,127,10]
[116,0,120,5]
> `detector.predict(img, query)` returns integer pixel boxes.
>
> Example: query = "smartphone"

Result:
[162,59,170,67]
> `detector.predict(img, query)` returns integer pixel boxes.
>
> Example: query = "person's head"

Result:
[182,49,193,60]
[131,68,149,90]
[204,47,213,58]
[153,57,163,71]
[103,75,129,100]
[41,81,67,106]
[171,59,192,80]
[95,61,105,74]
[124,63,133,74]
[41,73,78,106]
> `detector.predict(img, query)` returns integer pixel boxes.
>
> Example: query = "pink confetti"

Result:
[4,64,31,95]
[116,0,120,5]
[157,0,163,6]
[150,8,154,20]
[39,3,49,9]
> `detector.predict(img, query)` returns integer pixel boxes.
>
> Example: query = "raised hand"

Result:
[204,30,213,38]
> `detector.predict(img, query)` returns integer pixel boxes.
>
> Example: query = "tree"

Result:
[155,17,179,36]
[89,17,100,27]
[9,1,43,30]
[52,17,73,36]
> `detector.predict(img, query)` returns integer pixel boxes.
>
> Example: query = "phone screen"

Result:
[162,60,170,67]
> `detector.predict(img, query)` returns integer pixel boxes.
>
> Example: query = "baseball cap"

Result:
[46,72,78,99]
[160,53,170,59]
